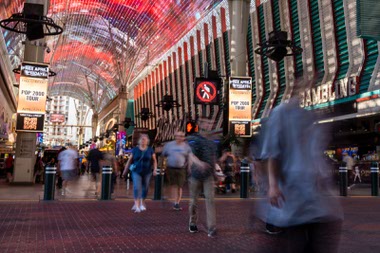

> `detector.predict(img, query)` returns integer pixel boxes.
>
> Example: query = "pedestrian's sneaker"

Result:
[265,223,283,235]
[189,224,199,233]
[173,203,182,211]
[208,229,217,238]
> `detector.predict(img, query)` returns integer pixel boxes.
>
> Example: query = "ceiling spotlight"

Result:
[254,30,302,62]
[156,94,181,112]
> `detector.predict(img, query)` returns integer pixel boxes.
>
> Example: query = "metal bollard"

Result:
[240,159,250,198]
[371,162,379,196]
[101,166,112,200]
[44,166,57,200]
[154,168,164,200]
[339,163,348,196]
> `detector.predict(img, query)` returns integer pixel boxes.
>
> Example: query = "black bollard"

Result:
[101,166,112,200]
[371,162,379,196]
[44,166,57,200]
[154,168,163,200]
[240,159,250,198]
[339,162,348,196]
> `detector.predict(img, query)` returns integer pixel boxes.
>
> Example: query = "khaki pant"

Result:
[188,176,216,233]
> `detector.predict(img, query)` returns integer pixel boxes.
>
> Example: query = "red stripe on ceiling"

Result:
[204,23,209,45]
[172,52,177,70]
[212,16,218,39]
[184,42,189,62]
[190,36,195,57]
[163,61,168,78]
[221,8,227,33]
[197,30,202,52]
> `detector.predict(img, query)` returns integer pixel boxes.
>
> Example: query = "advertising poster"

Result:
[50,114,65,123]
[16,113,45,132]
[228,77,252,137]
[16,62,49,132]
[116,131,126,156]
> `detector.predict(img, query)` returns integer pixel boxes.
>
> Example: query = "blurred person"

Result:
[353,165,361,183]
[186,117,217,238]
[87,147,104,196]
[162,131,192,210]
[122,134,157,213]
[219,149,237,193]
[58,146,79,195]
[34,156,45,184]
[5,154,14,183]
[259,97,343,253]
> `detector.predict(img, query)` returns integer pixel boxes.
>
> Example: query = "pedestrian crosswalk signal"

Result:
[186,121,198,135]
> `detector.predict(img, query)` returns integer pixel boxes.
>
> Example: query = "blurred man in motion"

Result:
[187,118,217,238]
[259,96,343,253]
[58,146,79,196]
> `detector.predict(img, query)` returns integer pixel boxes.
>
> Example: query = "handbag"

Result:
[129,150,146,172]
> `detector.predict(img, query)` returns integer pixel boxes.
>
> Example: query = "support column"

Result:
[13,0,48,184]
[228,0,251,76]
[91,111,98,138]
[118,86,128,132]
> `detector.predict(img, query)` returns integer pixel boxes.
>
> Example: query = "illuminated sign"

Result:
[186,121,198,135]
[16,113,45,132]
[17,63,49,114]
[50,114,65,123]
[194,78,220,105]
[228,77,252,137]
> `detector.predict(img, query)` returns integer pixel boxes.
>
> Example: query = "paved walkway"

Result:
[0,197,379,252]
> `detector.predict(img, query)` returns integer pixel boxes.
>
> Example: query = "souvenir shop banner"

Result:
[228,76,252,137]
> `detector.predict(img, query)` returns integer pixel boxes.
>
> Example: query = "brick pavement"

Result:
[0,198,379,253]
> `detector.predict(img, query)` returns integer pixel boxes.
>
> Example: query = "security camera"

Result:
[46,47,51,54]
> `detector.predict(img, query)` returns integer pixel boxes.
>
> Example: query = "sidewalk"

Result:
[0,197,379,252]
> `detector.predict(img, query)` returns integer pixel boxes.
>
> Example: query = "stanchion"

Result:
[44,166,57,200]
[339,163,348,196]
[371,162,379,196]
[240,159,250,198]
[154,168,163,200]
[101,166,112,200]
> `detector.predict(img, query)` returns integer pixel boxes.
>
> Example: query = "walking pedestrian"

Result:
[122,134,157,213]
[162,131,192,210]
[259,97,343,252]
[57,146,79,195]
[87,147,104,196]
[186,118,217,238]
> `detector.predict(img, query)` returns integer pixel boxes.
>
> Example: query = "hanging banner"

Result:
[17,62,49,114]
[228,76,252,137]
[16,62,49,132]
[50,114,65,123]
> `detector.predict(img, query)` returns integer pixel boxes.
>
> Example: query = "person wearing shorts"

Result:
[162,131,192,210]
[58,146,79,196]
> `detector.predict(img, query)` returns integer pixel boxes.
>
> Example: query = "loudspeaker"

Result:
[23,3,44,41]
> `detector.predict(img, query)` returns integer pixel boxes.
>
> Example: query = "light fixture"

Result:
[136,108,155,121]
[156,94,181,111]
[254,31,302,62]
[0,3,63,41]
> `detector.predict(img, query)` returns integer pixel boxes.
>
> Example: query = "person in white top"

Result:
[58,146,79,195]
[354,166,362,183]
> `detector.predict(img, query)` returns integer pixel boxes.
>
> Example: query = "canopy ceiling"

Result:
[1,0,223,110]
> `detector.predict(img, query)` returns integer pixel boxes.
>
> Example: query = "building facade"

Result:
[44,96,92,147]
